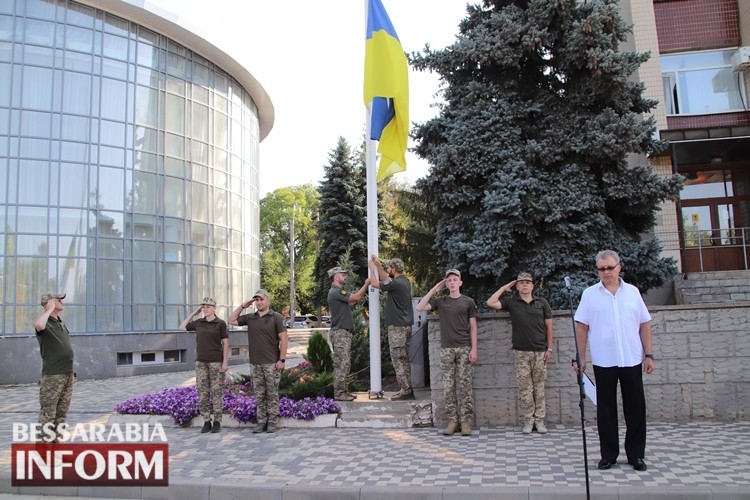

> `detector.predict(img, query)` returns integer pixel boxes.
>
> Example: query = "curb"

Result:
[4,477,749,499]
[107,413,339,428]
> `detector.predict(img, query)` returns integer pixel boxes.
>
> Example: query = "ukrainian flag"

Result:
[364,0,409,180]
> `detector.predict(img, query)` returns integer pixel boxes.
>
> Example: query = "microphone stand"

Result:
[566,277,590,500]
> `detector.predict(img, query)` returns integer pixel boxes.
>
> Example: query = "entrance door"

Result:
[680,201,746,271]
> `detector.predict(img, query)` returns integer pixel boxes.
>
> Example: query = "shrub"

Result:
[290,372,334,400]
[279,360,314,397]
[306,331,333,374]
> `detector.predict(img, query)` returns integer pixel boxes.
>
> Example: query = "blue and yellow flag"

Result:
[364,0,409,181]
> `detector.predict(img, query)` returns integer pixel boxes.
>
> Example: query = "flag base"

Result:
[368,390,385,400]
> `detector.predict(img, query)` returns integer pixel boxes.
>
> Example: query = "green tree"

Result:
[410,0,682,307]
[378,181,443,296]
[259,185,319,315]
[314,137,368,307]
[306,331,334,374]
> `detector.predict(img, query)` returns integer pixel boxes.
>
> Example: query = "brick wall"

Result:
[427,302,750,426]
[741,0,750,43]
[666,111,750,129]
[654,0,740,53]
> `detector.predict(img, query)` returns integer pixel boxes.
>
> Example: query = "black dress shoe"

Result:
[629,458,647,471]
[597,458,616,470]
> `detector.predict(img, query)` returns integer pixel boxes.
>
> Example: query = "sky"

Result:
[146,0,469,196]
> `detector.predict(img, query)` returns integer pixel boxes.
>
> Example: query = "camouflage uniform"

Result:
[196,361,225,422]
[440,346,474,423]
[38,372,74,442]
[252,364,281,425]
[388,325,412,392]
[35,304,75,443]
[514,350,547,425]
[330,328,352,398]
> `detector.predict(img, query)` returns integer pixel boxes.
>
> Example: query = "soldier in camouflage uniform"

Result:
[34,292,75,443]
[370,256,415,400]
[230,289,288,433]
[487,272,553,434]
[417,269,478,436]
[180,297,228,434]
[326,267,370,401]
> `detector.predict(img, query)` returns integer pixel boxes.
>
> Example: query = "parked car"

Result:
[321,315,331,327]
[291,316,309,329]
[288,314,325,328]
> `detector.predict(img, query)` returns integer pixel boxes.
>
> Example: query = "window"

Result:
[680,169,733,200]
[1,2,261,335]
[661,50,746,115]
[163,350,184,363]
[118,350,184,365]
[117,352,133,365]
[140,352,156,363]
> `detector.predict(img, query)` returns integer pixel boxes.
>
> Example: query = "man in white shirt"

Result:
[574,250,655,472]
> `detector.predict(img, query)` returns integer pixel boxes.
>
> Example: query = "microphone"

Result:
[564,276,571,289]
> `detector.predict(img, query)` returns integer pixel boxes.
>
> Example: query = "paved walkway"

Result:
[1,364,749,499]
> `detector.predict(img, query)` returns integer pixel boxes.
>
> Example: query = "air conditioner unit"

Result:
[731,46,750,72]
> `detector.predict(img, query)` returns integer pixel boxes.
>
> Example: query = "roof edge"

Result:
[76,0,274,142]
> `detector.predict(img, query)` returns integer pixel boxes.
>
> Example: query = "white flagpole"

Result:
[364,0,382,396]
[365,108,383,396]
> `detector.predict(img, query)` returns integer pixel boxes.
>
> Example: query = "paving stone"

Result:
[1,368,750,498]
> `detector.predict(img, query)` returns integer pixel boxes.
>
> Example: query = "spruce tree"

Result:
[410,0,682,307]
[381,183,444,295]
[314,137,368,306]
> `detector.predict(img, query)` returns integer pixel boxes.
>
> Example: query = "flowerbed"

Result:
[114,385,340,426]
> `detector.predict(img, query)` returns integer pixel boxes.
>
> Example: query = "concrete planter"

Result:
[108,412,339,428]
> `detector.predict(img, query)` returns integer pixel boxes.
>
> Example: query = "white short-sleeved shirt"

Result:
[574,279,651,368]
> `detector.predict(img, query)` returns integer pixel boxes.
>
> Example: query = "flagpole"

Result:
[364,0,382,398]
[366,105,383,398]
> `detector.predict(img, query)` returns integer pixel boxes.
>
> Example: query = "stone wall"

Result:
[427,302,750,426]
[0,331,250,384]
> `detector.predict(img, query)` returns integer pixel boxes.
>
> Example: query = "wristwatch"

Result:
[644,354,654,360]
[278,359,285,363]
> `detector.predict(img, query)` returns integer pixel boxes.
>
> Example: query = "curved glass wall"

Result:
[0,0,261,334]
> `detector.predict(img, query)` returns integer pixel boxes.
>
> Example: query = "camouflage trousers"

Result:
[388,325,412,392]
[330,329,352,398]
[514,350,547,425]
[196,361,225,422]
[440,346,474,424]
[251,364,281,425]
[39,372,74,442]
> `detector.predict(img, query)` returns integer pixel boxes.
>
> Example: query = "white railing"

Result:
[652,226,750,271]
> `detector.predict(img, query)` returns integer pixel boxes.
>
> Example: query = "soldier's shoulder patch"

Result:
[340,290,347,295]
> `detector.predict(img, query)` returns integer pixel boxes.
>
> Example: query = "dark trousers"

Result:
[593,364,646,462]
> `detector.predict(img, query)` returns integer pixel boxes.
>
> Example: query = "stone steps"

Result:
[335,394,428,428]
[674,270,750,304]
[337,413,413,428]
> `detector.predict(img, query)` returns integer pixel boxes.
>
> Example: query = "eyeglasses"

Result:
[596,264,619,273]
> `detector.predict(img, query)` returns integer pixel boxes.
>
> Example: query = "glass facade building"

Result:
[0,0,273,335]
